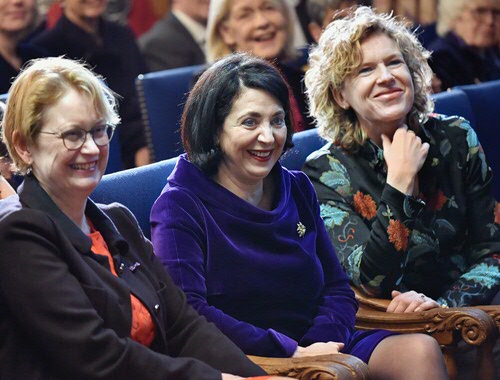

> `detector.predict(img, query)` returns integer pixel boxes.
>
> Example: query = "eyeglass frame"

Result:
[38,123,116,151]
[466,6,500,20]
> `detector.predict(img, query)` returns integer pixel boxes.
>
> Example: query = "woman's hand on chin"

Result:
[382,125,429,196]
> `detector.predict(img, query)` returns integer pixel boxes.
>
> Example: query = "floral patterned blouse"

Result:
[303,114,500,307]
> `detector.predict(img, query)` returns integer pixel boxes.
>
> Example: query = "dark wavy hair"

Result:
[181,52,294,175]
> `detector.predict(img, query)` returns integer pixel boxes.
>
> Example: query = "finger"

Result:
[415,301,440,312]
[391,290,402,299]
[381,134,391,150]
[393,300,412,313]
[386,298,401,313]
[403,300,421,313]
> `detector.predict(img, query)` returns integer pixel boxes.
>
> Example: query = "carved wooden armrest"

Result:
[475,305,500,329]
[352,286,497,346]
[248,354,369,380]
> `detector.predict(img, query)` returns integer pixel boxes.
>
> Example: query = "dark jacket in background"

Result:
[428,32,500,91]
[139,12,206,72]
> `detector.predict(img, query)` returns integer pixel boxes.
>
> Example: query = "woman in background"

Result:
[30,0,150,168]
[0,0,43,94]
[206,0,313,132]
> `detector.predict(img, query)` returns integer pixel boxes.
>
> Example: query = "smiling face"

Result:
[216,86,287,189]
[219,0,288,60]
[0,0,35,36]
[25,88,109,205]
[453,0,500,48]
[334,32,414,143]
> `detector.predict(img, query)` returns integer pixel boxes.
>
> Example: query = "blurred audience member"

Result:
[30,0,150,168]
[139,0,209,71]
[429,0,500,90]
[207,0,313,131]
[0,0,44,94]
[306,0,358,43]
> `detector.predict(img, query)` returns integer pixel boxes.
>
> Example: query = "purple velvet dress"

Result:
[151,154,393,362]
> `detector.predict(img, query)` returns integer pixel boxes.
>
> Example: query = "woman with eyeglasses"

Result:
[0,57,270,380]
[428,0,500,90]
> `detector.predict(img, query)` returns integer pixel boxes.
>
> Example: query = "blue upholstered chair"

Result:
[92,157,178,238]
[280,128,327,170]
[431,88,476,128]
[136,65,204,162]
[90,132,496,380]
[455,80,500,200]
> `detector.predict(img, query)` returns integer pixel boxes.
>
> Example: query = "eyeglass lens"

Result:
[62,124,114,150]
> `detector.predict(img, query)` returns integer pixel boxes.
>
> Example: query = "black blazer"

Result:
[0,175,264,379]
[139,12,206,72]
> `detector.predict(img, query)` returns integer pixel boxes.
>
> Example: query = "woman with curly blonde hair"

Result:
[304,6,500,312]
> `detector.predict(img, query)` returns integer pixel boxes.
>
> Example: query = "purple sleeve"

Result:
[151,188,298,357]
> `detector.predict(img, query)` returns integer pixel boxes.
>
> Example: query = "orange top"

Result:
[88,225,155,347]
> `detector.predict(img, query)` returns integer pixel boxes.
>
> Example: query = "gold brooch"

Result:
[297,222,306,238]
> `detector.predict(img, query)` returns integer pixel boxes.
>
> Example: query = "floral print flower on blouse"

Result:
[353,191,377,220]
[304,115,500,306]
[387,219,410,252]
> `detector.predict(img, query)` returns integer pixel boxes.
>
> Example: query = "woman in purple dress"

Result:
[151,52,448,380]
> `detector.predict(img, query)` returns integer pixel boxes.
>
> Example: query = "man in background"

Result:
[139,0,209,71]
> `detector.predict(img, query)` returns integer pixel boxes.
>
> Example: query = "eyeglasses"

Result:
[468,7,500,19]
[39,123,116,150]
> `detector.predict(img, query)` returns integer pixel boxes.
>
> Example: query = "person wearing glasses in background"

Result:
[0,57,271,380]
[428,0,500,90]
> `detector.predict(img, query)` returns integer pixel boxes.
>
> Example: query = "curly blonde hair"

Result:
[2,57,120,174]
[206,0,296,62]
[305,6,434,151]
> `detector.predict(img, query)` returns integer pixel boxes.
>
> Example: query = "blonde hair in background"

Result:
[2,57,120,174]
[305,6,434,151]
[206,0,296,62]
[436,0,467,37]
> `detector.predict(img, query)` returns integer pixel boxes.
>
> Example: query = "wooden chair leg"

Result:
[476,340,495,380]
[441,345,457,380]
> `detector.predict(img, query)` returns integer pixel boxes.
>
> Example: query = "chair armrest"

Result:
[475,305,500,329]
[352,285,497,346]
[247,354,369,380]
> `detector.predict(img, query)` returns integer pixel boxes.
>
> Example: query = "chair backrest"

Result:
[431,88,476,128]
[454,80,500,200]
[280,128,327,170]
[136,65,204,162]
[91,157,178,238]
[92,129,327,239]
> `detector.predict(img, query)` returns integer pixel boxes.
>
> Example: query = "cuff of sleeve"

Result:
[299,323,351,348]
[269,329,298,357]
[381,184,426,221]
